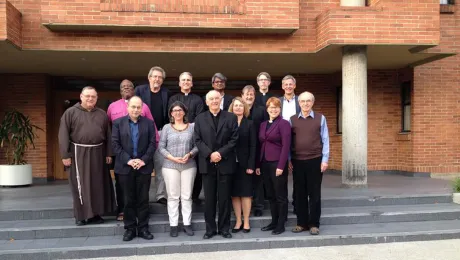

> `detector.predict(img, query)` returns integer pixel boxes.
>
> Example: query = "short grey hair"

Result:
[81,86,96,93]
[206,90,221,101]
[212,73,227,83]
[282,75,296,85]
[242,85,256,95]
[257,72,271,81]
[179,72,193,79]
[120,79,134,89]
[298,91,315,102]
[148,66,166,79]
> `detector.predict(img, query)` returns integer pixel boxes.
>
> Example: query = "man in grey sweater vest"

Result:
[290,91,330,236]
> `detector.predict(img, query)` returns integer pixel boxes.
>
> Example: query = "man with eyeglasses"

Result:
[58,86,116,226]
[254,72,275,108]
[107,79,159,222]
[135,66,171,205]
[204,73,234,111]
[168,72,205,205]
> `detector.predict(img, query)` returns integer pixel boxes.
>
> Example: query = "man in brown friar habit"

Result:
[59,86,116,226]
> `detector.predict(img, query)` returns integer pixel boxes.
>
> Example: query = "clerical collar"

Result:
[209,110,221,117]
[124,99,129,103]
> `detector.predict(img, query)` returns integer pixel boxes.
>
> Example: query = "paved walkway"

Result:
[85,239,460,260]
[0,173,453,211]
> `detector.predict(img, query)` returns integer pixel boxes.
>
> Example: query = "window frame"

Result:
[400,81,412,133]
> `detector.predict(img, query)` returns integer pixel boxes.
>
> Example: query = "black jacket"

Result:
[249,105,268,162]
[235,118,256,170]
[112,116,156,175]
[194,110,239,174]
[255,92,275,108]
[168,92,204,123]
[134,84,171,129]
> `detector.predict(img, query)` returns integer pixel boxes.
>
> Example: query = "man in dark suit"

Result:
[279,74,301,214]
[135,66,171,205]
[112,96,157,242]
[203,73,234,111]
[195,90,239,239]
[254,72,275,107]
[242,85,268,217]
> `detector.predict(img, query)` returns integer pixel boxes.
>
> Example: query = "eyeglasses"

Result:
[213,81,225,84]
[258,78,269,82]
[82,95,97,99]
[172,109,184,113]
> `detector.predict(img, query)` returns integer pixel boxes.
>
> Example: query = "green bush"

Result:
[453,178,460,193]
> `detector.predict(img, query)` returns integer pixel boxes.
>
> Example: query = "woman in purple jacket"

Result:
[256,97,291,235]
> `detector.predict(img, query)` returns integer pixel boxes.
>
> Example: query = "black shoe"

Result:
[219,231,232,238]
[254,210,263,217]
[122,229,136,241]
[138,229,154,240]
[193,198,202,205]
[170,226,178,237]
[272,227,285,235]
[183,225,194,236]
[157,198,167,205]
[231,225,242,233]
[87,215,104,224]
[243,228,251,233]
[261,224,277,232]
[203,231,217,239]
[75,220,86,226]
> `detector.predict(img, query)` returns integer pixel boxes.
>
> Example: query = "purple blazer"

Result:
[258,117,292,170]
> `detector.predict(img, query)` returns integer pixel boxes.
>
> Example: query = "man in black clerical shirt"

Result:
[168,72,205,205]
[135,66,171,205]
[254,72,275,107]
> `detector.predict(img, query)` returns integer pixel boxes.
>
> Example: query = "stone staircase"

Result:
[1,194,460,259]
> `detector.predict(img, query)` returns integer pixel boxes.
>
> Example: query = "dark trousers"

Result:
[118,170,151,231]
[262,161,288,229]
[292,157,323,228]
[252,174,265,211]
[202,170,232,233]
[114,174,124,214]
[192,158,202,200]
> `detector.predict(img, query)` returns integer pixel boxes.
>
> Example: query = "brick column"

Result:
[341,0,368,187]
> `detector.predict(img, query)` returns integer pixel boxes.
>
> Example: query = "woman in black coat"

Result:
[229,97,257,233]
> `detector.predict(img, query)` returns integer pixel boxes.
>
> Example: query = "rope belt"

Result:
[71,142,103,205]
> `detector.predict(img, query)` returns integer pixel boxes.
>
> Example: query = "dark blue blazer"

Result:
[135,84,171,129]
[279,95,300,115]
[112,116,156,175]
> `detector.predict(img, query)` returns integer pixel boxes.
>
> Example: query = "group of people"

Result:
[58,66,330,242]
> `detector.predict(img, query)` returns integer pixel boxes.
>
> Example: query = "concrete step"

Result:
[1,219,460,259]
[0,193,452,221]
[1,203,460,240]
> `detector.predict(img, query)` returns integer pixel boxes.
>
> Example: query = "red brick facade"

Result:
[0,0,459,180]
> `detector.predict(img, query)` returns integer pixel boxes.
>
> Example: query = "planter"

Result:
[454,193,460,205]
[0,164,32,186]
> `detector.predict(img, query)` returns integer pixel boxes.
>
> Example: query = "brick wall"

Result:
[0,74,51,179]
[5,0,440,52]
[0,1,5,40]
[5,0,21,48]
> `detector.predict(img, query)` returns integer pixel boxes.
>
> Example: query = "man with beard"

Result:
[107,79,159,221]
[241,85,268,217]
[168,72,205,205]
[136,67,171,205]
[59,86,116,226]
[254,72,275,108]
[195,90,239,239]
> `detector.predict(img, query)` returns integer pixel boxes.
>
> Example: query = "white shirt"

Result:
[282,95,297,120]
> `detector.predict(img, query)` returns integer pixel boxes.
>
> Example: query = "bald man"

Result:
[112,96,157,241]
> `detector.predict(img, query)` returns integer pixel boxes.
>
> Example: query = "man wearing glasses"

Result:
[254,72,275,108]
[135,66,171,205]
[204,73,234,111]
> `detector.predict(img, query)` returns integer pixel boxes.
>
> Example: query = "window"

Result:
[440,0,455,4]
[401,82,411,132]
[337,87,342,134]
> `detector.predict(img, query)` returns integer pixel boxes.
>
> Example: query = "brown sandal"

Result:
[116,213,124,221]
[291,225,306,233]
[309,227,320,235]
